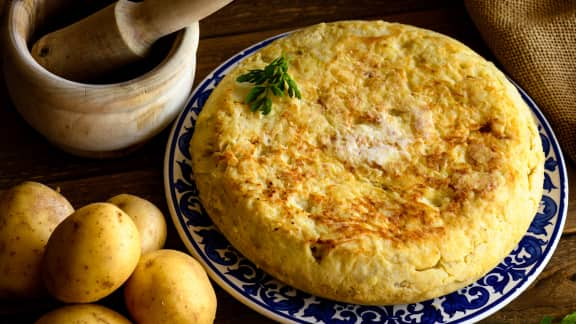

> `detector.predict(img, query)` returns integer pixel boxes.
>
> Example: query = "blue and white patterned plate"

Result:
[163,33,568,323]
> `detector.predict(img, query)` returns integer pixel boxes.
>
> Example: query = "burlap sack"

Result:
[465,0,576,163]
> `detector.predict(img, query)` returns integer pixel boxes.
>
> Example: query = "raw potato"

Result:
[42,202,141,303]
[108,193,167,254]
[0,181,74,298]
[35,304,131,324]
[124,249,217,324]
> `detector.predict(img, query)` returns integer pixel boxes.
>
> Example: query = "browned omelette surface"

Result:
[190,21,544,305]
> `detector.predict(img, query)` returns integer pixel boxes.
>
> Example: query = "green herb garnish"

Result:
[236,54,301,115]
[541,312,576,324]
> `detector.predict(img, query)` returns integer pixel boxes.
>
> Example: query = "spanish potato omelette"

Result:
[190,20,544,305]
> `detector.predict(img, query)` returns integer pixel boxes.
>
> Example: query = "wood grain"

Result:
[199,0,461,38]
[0,0,574,323]
[565,163,576,233]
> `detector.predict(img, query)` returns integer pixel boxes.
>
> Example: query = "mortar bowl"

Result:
[3,0,199,158]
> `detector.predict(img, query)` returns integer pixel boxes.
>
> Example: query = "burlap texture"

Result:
[465,0,576,163]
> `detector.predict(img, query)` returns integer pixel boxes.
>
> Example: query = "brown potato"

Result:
[124,249,217,324]
[108,193,167,254]
[42,202,140,303]
[35,304,131,324]
[0,181,74,298]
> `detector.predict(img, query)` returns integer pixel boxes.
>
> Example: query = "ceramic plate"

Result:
[164,32,568,324]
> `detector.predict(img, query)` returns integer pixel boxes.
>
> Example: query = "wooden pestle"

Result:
[31,0,232,81]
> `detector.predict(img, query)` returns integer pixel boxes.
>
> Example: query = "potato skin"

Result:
[108,194,167,254]
[124,249,217,324]
[35,304,131,324]
[0,181,74,298]
[42,202,141,303]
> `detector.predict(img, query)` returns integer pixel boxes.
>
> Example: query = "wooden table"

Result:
[1,0,575,323]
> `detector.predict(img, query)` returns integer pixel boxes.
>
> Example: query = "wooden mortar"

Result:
[3,0,199,158]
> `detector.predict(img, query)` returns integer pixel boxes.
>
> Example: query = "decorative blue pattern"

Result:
[164,33,568,323]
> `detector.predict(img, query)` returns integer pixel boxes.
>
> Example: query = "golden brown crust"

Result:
[190,20,544,305]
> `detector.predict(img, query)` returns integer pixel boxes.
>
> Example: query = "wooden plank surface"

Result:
[0,0,574,323]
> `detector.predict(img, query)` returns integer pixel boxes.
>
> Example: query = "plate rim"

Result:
[163,33,297,324]
[457,80,568,323]
[163,30,568,324]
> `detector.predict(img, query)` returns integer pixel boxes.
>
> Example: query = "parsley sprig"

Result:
[236,54,301,115]
[541,312,576,324]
